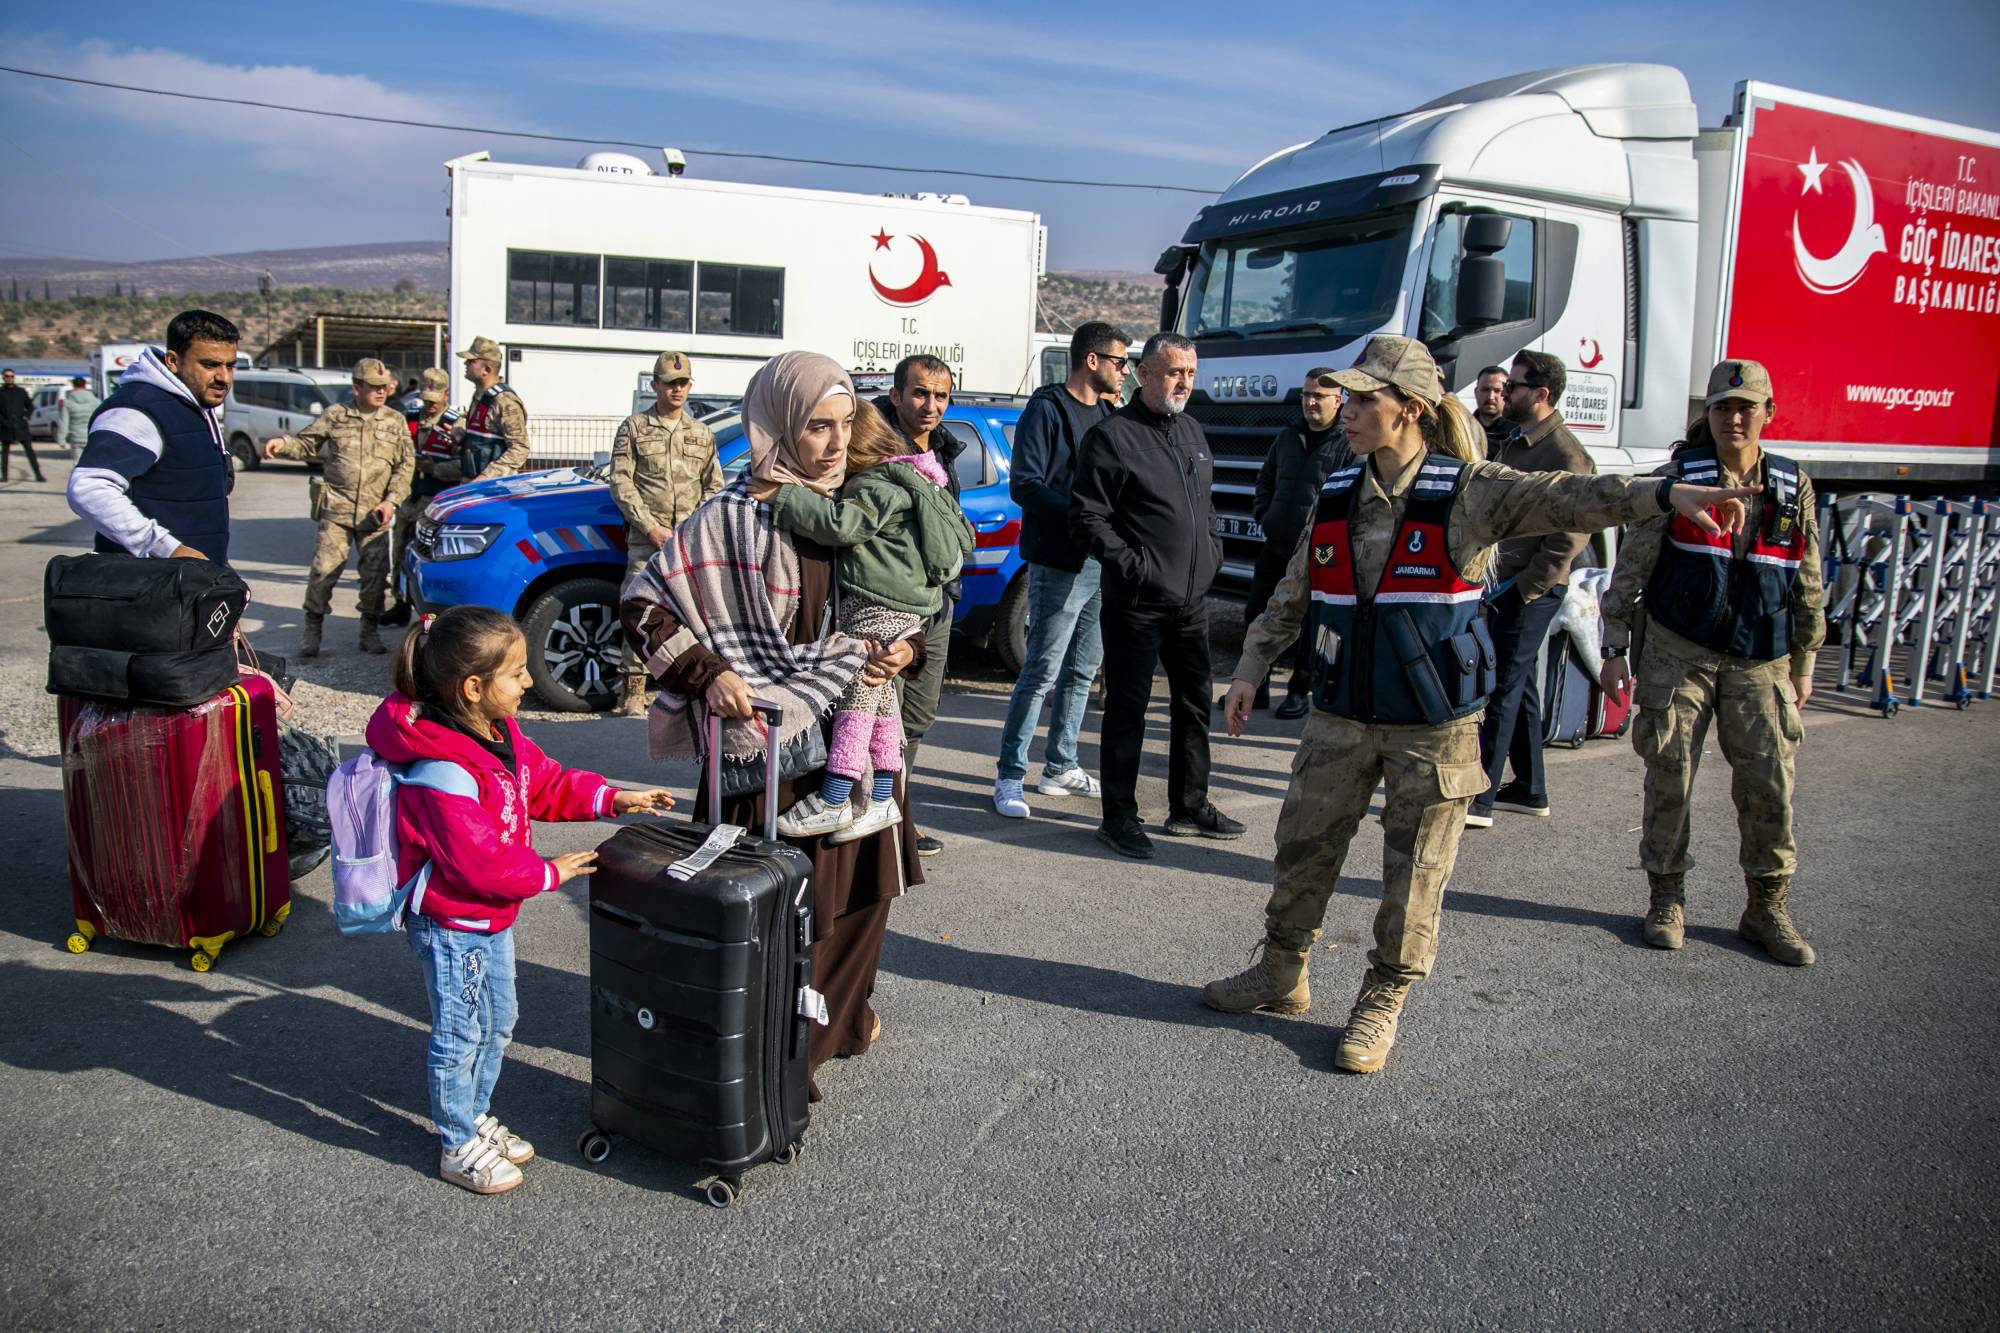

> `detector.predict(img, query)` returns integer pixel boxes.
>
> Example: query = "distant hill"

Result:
[0,242,448,299]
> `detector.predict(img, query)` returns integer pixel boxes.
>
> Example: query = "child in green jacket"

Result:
[771,408,975,843]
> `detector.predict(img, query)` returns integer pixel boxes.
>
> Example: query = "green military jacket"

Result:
[272,403,414,527]
[609,407,723,547]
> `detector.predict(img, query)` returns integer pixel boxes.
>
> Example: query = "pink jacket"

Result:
[364,693,618,933]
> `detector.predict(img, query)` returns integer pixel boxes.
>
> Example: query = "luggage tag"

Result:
[665,823,747,881]
[797,985,830,1026]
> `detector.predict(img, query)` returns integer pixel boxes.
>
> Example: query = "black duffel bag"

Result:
[45,553,250,707]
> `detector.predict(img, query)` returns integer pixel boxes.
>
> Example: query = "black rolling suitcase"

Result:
[580,703,821,1208]
[1539,629,1595,749]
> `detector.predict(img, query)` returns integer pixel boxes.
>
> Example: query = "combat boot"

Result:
[613,678,649,717]
[1333,972,1411,1074]
[1202,940,1310,1015]
[358,616,388,655]
[1739,875,1816,966]
[378,600,412,628]
[299,613,323,659]
[1642,872,1686,950]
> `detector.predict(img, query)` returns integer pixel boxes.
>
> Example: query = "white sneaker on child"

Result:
[992,779,1030,819]
[440,1137,523,1195]
[474,1113,534,1165]
[1036,768,1100,798]
[777,791,855,839]
[827,796,901,846]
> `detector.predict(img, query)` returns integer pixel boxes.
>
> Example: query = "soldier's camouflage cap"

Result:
[1705,358,1773,406]
[457,335,503,364]
[1328,335,1443,409]
[420,366,449,403]
[351,357,396,387]
[653,351,693,382]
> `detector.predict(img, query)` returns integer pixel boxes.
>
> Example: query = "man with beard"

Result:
[1466,349,1593,828]
[1471,365,1509,460]
[1068,333,1242,859]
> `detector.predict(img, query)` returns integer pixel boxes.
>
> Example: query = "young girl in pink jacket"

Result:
[366,606,674,1195]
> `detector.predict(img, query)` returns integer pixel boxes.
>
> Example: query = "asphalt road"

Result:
[1,464,1995,1330]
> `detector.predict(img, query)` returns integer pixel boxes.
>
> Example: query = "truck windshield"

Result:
[1183,209,1415,341]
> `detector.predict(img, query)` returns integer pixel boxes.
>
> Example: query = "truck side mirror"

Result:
[1456,254,1507,329]
[1462,213,1513,255]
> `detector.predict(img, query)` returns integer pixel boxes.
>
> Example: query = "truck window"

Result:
[696,263,784,338]
[1421,212,1536,340]
[1184,210,1415,340]
[1040,345,1068,386]
[508,249,600,326]
[605,257,693,333]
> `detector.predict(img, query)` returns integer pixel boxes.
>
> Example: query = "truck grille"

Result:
[1189,397,1294,592]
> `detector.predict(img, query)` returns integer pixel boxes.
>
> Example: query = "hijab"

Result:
[744,351,854,499]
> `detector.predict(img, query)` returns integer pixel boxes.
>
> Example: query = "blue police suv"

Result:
[405,400,1033,711]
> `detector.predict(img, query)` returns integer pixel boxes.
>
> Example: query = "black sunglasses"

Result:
[1090,351,1130,371]
[1504,378,1545,394]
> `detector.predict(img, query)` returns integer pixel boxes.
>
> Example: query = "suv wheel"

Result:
[995,571,1030,675]
[522,578,622,712]
[229,433,261,471]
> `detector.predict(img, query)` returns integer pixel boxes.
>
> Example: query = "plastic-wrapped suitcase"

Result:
[58,676,292,971]
[580,703,817,1209]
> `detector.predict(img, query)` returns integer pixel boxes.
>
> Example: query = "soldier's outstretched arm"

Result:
[1457,462,1756,547]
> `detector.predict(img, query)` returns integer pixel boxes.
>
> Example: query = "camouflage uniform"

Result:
[608,353,723,705]
[455,336,531,479]
[269,364,414,638]
[389,367,460,617]
[1233,450,1677,980]
[1603,461,1825,884]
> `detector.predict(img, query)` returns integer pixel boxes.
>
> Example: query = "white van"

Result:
[29,386,65,441]
[224,368,355,470]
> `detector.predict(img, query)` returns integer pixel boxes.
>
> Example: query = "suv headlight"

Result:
[431,523,503,561]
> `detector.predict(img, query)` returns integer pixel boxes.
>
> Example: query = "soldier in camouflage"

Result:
[263,357,414,656]
[608,351,723,715]
[381,366,459,628]
[1203,336,1760,1075]
[456,335,531,480]
[1600,359,1826,965]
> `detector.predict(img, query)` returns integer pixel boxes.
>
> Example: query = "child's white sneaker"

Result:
[440,1137,523,1195]
[827,796,901,846]
[474,1113,534,1165]
[777,791,855,839]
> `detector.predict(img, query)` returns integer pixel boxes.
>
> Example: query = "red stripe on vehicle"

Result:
[556,527,583,552]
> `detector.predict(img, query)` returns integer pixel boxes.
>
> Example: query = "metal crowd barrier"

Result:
[526,414,625,468]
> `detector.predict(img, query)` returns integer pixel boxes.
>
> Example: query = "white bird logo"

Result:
[1792,156,1886,295]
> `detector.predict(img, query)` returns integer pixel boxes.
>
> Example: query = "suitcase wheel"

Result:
[65,921,97,954]
[1568,736,1585,750]
[190,950,214,973]
[577,1130,612,1164]
[705,1177,743,1209]
[773,1142,801,1167]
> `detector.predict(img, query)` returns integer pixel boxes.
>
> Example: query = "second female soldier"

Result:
[1202,336,1759,1075]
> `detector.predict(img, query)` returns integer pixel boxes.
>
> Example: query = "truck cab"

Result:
[1162,64,1701,585]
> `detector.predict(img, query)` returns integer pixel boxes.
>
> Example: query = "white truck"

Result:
[1154,65,2000,584]
[89,343,152,399]
[444,149,1046,457]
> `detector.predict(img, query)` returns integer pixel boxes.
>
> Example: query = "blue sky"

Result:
[1,0,1995,275]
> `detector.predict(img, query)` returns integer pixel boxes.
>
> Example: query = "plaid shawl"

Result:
[633,477,868,762]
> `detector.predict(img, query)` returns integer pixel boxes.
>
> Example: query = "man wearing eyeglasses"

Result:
[262,357,414,657]
[1466,349,1593,827]
[991,321,1129,820]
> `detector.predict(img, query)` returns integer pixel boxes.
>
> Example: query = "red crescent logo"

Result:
[870,232,952,306]
[1578,338,1603,369]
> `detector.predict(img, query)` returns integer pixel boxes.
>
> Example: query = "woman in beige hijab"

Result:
[620,352,923,1093]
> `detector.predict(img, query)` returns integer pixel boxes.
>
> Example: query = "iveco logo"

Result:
[1379,173,1421,187]
[1212,374,1280,399]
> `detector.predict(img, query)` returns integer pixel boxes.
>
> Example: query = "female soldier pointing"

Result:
[1202,336,1760,1075]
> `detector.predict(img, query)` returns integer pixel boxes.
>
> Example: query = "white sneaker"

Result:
[440,1137,523,1195]
[827,796,902,846]
[1037,768,1100,798]
[993,779,1030,818]
[474,1113,534,1165]
[777,791,855,839]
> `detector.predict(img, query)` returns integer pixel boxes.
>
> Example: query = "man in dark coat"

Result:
[0,368,44,482]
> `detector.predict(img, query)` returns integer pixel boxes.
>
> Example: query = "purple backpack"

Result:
[328,751,477,935]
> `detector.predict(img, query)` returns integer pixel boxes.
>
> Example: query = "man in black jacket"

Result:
[873,355,964,858]
[991,321,1128,820]
[0,368,44,482]
[1245,367,1350,719]
[1068,333,1243,859]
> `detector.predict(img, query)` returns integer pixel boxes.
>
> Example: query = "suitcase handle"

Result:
[705,700,786,841]
[256,770,278,854]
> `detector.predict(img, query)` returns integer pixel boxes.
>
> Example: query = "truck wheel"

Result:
[229,433,261,472]
[522,579,623,713]
[995,573,1030,675]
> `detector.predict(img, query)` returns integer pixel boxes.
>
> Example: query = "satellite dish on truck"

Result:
[578,152,654,176]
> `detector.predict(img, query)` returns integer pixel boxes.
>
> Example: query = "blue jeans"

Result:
[997,560,1105,782]
[406,916,518,1152]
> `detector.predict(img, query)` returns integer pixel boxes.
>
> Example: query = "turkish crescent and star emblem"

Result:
[869,228,952,306]
[1792,146,1887,295]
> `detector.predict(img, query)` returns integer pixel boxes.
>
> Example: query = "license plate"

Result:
[1214,515,1265,540]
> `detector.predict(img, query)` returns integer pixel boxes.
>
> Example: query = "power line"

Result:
[0,64,1222,197]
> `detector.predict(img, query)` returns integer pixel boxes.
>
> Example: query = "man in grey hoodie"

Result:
[58,376,101,449]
